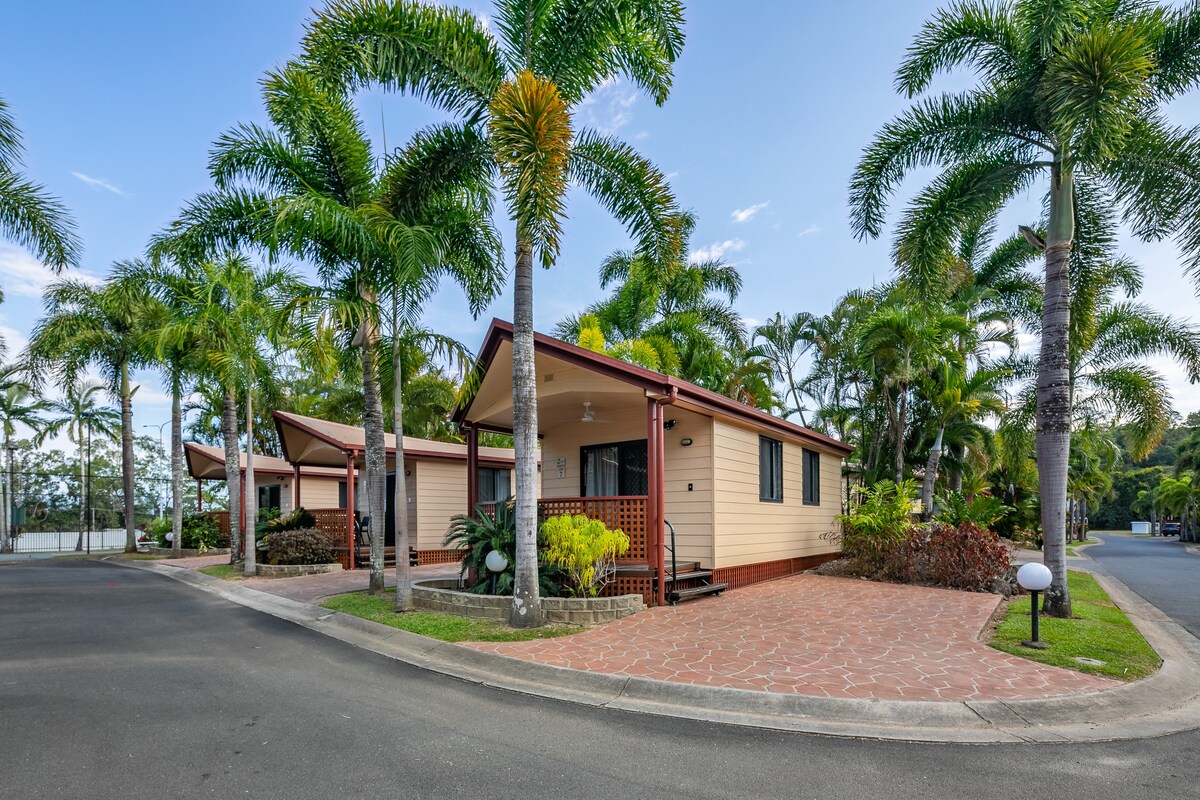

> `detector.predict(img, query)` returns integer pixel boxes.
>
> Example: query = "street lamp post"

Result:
[1017,562,1054,649]
[143,422,170,519]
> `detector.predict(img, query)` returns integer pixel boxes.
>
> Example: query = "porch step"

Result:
[668,582,728,604]
[667,570,712,584]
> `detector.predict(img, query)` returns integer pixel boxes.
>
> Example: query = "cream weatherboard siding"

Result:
[403,467,419,546]
[661,407,714,567]
[299,477,344,510]
[414,460,468,550]
[539,407,646,497]
[712,419,842,569]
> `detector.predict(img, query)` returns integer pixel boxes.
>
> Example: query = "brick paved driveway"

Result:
[466,575,1119,702]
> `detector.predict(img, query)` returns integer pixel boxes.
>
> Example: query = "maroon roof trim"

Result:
[455,318,854,456]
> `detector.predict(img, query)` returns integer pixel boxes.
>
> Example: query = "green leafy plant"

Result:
[934,491,1012,529]
[145,517,172,546]
[180,514,220,551]
[540,514,630,598]
[837,479,919,570]
[443,504,564,596]
[258,507,317,542]
[265,527,338,565]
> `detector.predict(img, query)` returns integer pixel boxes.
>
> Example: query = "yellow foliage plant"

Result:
[540,514,630,598]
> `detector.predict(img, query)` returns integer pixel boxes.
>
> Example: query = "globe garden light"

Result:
[485,549,508,596]
[1016,562,1054,649]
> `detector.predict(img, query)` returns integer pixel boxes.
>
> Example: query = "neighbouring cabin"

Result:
[272,411,531,567]
[455,319,853,606]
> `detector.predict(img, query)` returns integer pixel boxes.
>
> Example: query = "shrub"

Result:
[540,514,630,597]
[180,514,221,550]
[145,517,172,546]
[837,479,919,572]
[934,491,1012,528]
[872,522,1012,591]
[265,527,338,565]
[443,503,564,596]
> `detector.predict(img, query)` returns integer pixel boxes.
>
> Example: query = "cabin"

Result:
[185,417,524,566]
[454,319,853,606]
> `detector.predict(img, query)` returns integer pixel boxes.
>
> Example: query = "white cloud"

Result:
[577,77,639,135]
[0,244,100,298]
[731,202,769,224]
[690,238,746,263]
[797,224,822,237]
[71,171,128,197]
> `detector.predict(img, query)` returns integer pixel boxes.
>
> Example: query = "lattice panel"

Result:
[603,575,654,606]
[309,508,350,538]
[416,549,466,566]
[712,553,839,591]
[538,496,648,561]
[206,511,231,538]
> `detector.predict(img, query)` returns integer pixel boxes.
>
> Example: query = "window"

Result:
[581,440,648,496]
[759,436,783,502]
[478,467,512,503]
[338,481,347,509]
[803,449,821,506]
[257,484,282,512]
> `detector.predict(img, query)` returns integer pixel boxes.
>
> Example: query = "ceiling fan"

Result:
[579,401,614,424]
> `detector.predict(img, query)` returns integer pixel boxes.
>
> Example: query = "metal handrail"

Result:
[665,519,676,587]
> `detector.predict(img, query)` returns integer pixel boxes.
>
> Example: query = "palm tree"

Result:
[299,0,684,626]
[0,96,79,273]
[156,68,502,597]
[850,0,1200,616]
[856,302,966,483]
[152,255,303,568]
[28,269,154,552]
[751,312,815,425]
[40,380,119,551]
[0,366,49,551]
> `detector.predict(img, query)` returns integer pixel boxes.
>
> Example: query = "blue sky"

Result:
[3,0,1200,446]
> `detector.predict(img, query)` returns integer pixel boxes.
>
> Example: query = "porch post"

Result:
[293,464,301,509]
[646,398,661,605]
[466,424,479,515]
[655,401,666,607]
[345,451,356,570]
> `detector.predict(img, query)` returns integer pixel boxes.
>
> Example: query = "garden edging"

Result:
[413,578,645,624]
[255,562,342,578]
[144,546,231,557]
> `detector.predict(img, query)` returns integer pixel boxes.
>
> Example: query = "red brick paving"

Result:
[465,575,1118,702]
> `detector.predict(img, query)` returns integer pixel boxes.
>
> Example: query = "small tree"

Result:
[540,514,629,598]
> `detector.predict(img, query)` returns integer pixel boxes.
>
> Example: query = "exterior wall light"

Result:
[679,438,693,447]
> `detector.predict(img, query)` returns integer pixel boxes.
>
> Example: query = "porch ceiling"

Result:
[465,339,649,434]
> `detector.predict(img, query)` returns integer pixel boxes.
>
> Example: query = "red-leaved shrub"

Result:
[848,522,1012,592]
[265,528,340,565]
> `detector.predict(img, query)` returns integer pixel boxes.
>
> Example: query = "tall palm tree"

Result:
[0,96,79,273]
[0,366,49,551]
[156,67,502,597]
[28,269,154,552]
[152,255,303,568]
[299,0,684,626]
[856,302,967,483]
[40,380,119,551]
[752,312,816,425]
[849,0,1200,616]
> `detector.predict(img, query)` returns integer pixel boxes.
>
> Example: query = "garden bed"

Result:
[413,578,644,624]
[144,546,231,557]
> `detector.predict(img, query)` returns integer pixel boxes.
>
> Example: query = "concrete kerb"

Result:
[112,558,1200,745]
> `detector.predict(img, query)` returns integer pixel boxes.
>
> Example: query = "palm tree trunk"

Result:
[222,386,242,565]
[894,383,908,484]
[1,430,11,553]
[120,361,137,553]
[510,236,542,628]
[75,421,85,551]
[243,385,257,577]
[1080,497,1088,543]
[171,371,183,558]
[949,444,965,493]
[921,424,944,517]
[360,319,387,595]
[1067,497,1075,544]
[1036,165,1075,618]
[393,295,413,612]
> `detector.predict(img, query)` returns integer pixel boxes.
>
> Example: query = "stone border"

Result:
[255,562,342,578]
[144,546,231,557]
[413,578,644,624]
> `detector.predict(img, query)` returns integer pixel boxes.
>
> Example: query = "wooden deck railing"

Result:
[479,496,648,561]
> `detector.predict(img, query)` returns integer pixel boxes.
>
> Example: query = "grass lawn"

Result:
[199,564,246,580]
[989,570,1160,681]
[321,590,587,643]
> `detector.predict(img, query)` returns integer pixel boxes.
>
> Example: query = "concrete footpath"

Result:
[114,557,1200,744]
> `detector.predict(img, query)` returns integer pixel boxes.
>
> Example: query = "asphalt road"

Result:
[1086,534,1200,638]
[3,560,1200,800]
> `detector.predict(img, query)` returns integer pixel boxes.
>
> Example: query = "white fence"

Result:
[12,529,129,553]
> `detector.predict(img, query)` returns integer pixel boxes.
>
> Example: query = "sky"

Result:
[2,0,1200,451]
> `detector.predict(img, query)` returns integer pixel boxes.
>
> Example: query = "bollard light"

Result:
[485,550,508,596]
[1016,562,1053,649]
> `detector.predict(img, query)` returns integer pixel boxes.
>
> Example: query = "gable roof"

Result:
[184,442,349,481]
[454,319,854,455]
[273,410,521,466]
